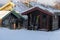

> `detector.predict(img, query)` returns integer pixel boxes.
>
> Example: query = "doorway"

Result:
[41,14,47,29]
[58,16,60,28]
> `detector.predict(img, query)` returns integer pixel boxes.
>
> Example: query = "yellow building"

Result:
[0,1,15,11]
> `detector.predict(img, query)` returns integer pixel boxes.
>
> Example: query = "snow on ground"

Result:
[0,27,60,40]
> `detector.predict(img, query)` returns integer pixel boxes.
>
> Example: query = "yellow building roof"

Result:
[0,2,15,11]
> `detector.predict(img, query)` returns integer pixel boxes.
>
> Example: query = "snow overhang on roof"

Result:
[21,6,37,13]
[53,10,60,13]
[0,11,10,19]
[14,1,60,15]
[52,10,60,15]
[22,7,54,16]
[29,1,60,14]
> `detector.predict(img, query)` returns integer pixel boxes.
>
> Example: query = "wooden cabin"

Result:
[22,7,53,31]
[0,11,24,29]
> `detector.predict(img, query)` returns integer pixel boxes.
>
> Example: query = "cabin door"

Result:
[58,16,60,28]
[10,19,18,29]
[10,21,16,29]
[40,14,47,29]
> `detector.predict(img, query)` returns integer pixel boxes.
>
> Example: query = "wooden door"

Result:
[58,16,60,28]
[40,14,47,29]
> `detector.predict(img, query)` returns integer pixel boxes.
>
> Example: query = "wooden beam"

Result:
[40,14,42,29]
[37,15,40,29]
[28,14,30,26]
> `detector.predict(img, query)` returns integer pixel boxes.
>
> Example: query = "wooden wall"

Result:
[0,19,2,27]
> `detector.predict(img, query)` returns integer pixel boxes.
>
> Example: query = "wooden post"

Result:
[14,22,16,29]
[28,14,30,29]
[37,15,40,30]
[18,23,20,29]
[40,14,42,29]
[46,15,49,31]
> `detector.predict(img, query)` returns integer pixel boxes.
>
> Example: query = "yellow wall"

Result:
[0,19,2,26]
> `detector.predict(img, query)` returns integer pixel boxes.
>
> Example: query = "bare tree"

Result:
[53,1,60,9]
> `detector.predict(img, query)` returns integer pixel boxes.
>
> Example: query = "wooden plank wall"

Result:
[0,19,2,27]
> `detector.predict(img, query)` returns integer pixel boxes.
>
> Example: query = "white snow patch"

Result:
[0,27,60,40]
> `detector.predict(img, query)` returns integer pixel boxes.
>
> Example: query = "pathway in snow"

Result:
[0,28,60,40]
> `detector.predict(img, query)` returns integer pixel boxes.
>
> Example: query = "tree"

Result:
[54,1,60,10]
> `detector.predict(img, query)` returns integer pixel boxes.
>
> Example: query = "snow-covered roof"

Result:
[13,1,31,19]
[13,1,60,18]
[20,6,37,13]
[30,2,60,14]
[14,1,29,13]
[15,1,60,14]
[0,11,10,19]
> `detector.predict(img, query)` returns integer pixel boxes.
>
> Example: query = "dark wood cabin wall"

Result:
[39,11,53,30]
[48,16,53,30]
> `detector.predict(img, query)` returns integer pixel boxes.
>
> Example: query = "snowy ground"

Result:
[0,27,60,40]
